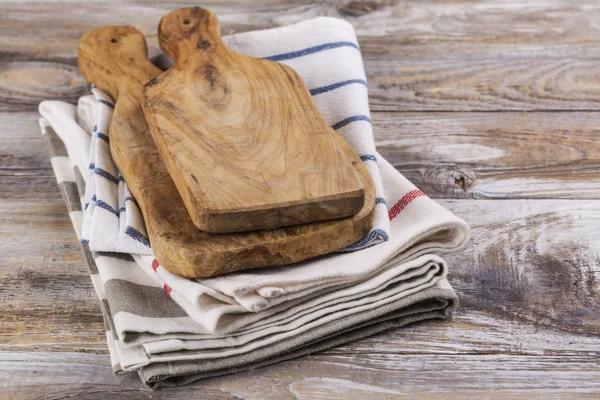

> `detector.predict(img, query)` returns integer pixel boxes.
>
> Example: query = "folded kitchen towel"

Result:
[38,120,460,388]
[38,16,470,388]
[42,120,459,388]
[39,15,470,334]
[138,285,456,389]
[41,96,469,338]
[130,153,469,335]
[39,95,153,255]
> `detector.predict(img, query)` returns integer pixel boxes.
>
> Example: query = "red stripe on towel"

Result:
[388,190,427,221]
[163,284,172,296]
[152,259,159,271]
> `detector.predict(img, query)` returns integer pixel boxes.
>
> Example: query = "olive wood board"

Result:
[77,24,375,278]
[142,7,365,234]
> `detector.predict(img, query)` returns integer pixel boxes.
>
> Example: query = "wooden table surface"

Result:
[1,1,600,398]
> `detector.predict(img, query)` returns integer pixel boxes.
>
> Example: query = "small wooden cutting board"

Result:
[78,25,375,278]
[142,7,365,234]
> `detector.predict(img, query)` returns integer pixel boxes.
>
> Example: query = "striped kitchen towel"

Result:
[130,154,470,333]
[45,16,391,255]
[41,97,470,335]
[38,16,471,388]
[40,94,153,254]
[41,117,460,388]
[39,16,470,335]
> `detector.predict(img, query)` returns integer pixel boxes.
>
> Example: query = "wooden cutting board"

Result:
[142,7,365,234]
[78,25,376,278]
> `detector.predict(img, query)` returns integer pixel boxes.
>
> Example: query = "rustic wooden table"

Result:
[2,1,600,399]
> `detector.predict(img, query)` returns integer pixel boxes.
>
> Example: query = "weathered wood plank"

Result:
[445,199,600,337]
[3,1,600,110]
[1,197,598,354]
[2,351,600,399]
[0,197,105,352]
[337,307,600,356]
[4,0,600,58]
[0,172,60,199]
[0,62,87,111]
[0,112,52,170]
[7,111,600,200]
[366,56,600,111]
[374,111,600,199]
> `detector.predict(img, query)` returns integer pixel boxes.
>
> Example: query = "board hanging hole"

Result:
[110,38,118,43]
[183,18,191,25]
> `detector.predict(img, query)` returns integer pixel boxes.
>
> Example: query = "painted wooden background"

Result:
[1,0,600,398]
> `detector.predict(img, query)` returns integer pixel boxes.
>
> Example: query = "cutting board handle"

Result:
[78,26,163,219]
[158,7,226,63]
[78,25,160,101]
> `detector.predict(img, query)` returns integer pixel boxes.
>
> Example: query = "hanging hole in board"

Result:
[110,38,118,43]
[183,18,191,25]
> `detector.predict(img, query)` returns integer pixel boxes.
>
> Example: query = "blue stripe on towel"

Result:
[359,154,377,162]
[340,228,390,252]
[264,41,360,62]
[125,226,151,247]
[310,79,367,96]
[96,199,119,217]
[331,115,371,130]
[97,132,109,142]
[84,194,96,210]
[95,167,120,184]
[375,197,387,206]
[84,194,97,210]
[120,196,136,213]
[98,99,115,109]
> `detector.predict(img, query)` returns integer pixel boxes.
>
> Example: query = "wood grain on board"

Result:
[144,7,364,233]
[1,0,599,398]
[77,24,374,278]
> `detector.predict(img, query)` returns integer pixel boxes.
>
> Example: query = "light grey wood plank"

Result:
[2,1,599,397]
[7,111,600,199]
[3,1,600,110]
[2,351,600,399]
[444,199,600,336]
[1,197,599,396]
[0,111,52,170]
[373,111,600,199]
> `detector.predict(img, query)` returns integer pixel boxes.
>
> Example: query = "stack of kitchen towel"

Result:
[38,17,470,388]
